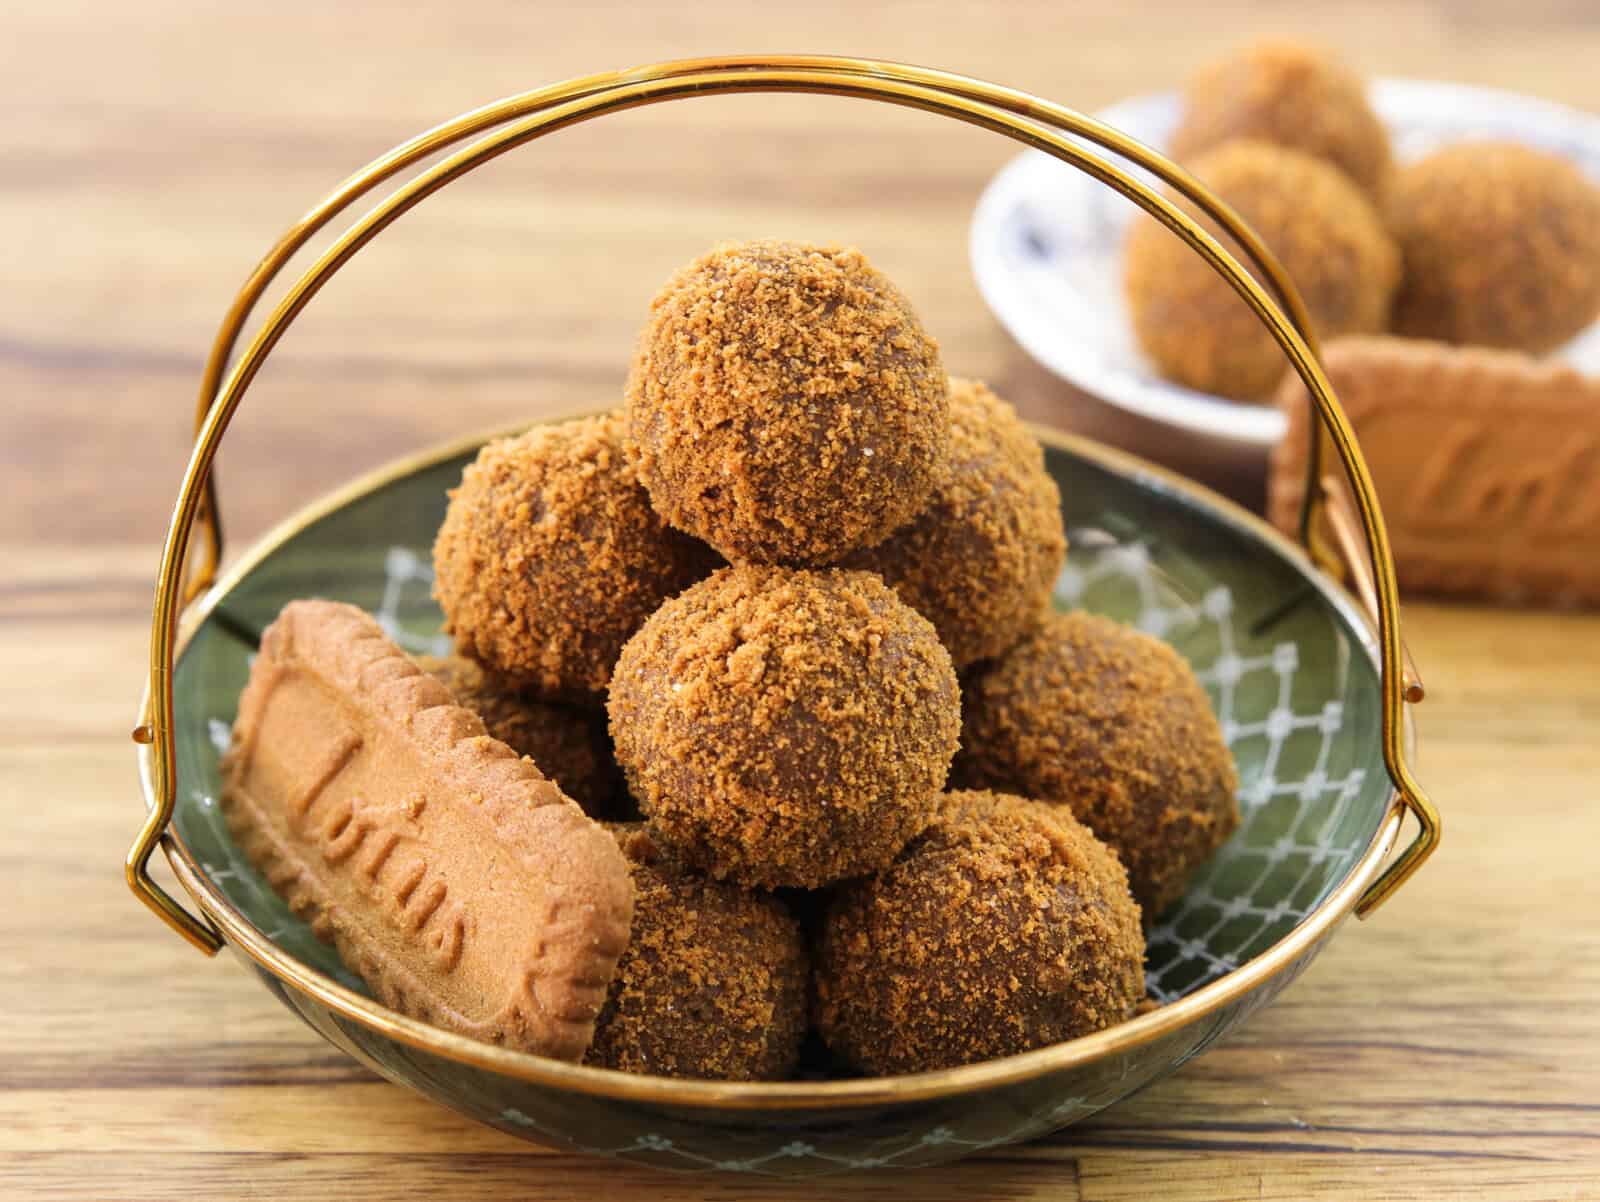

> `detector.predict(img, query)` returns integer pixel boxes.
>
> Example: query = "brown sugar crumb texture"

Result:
[607,566,961,889]
[1170,38,1393,196]
[841,378,1067,670]
[1386,141,1600,352]
[586,825,808,1081]
[954,611,1239,918]
[415,655,619,816]
[432,411,718,703]
[816,790,1145,1076]
[220,600,634,1062]
[1124,140,1399,401]
[623,240,950,565]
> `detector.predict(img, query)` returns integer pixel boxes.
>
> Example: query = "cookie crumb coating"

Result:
[1124,140,1399,401]
[608,566,961,889]
[1387,141,1600,352]
[955,612,1240,917]
[1171,38,1391,196]
[842,378,1066,669]
[624,240,949,564]
[432,412,718,702]
[586,825,808,1080]
[816,790,1145,1075]
[415,655,619,816]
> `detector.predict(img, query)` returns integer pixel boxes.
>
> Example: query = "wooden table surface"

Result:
[5,2,1599,1198]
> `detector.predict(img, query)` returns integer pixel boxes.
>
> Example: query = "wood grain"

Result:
[5,1,1600,1197]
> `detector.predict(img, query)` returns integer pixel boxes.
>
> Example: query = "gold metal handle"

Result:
[1322,486,1425,706]
[1318,486,1439,915]
[131,54,1438,952]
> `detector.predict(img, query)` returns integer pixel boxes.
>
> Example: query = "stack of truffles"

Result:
[223,240,1239,1082]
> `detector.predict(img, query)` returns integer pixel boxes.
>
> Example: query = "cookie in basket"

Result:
[221,599,634,1061]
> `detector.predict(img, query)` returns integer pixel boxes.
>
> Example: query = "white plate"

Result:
[969,78,1600,449]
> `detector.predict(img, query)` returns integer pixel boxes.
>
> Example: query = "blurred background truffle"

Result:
[1124,139,1399,401]
[624,240,950,564]
[1387,141,1600,351]
[1170,38,1391,196]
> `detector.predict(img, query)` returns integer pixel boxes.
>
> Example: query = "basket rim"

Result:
[141,409,1407,1111]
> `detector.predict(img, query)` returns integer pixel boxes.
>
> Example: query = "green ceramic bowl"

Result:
[146,418,1405,1177]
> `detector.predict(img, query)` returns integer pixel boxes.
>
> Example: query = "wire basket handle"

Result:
[131,55,1439,955]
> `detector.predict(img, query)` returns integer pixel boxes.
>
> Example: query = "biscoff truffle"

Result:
[416,655,618,816]
[624,240,950,564]
[955,612,1239,917]
[586,825,808,1080]
[1387,141,1600,351]
[432,412,717,702]
[815,790,1145,1075]
[1124,140,1400,401]
[1170,38,1391,196]
[607,566,960,889]
[842,378,1066,668]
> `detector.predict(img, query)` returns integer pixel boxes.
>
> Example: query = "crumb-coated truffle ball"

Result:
[415,655,618,816]
[955,612,1239,917]
[1388,141,1600,352]
[1171,38,1391,196]
[841,378,1066,669]
[608,566,961,889]
[815,790,1144,1075]
[624,240,950,564]
[432,413,718,702]
[1125,140,1400,401]
[586,825,808,1080]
